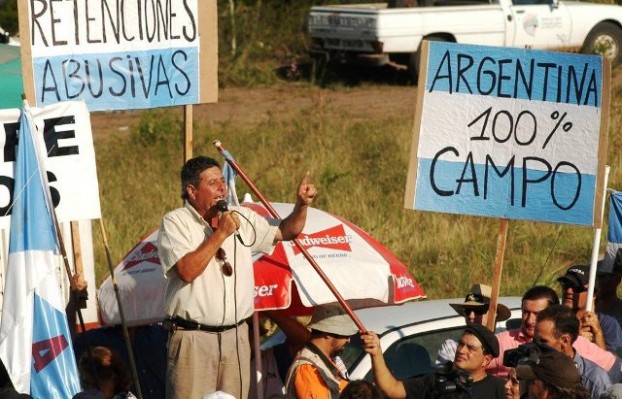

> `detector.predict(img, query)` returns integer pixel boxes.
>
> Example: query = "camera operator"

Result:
[361,323,504,398]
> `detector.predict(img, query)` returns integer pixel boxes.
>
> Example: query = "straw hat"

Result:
[449,283,511,322]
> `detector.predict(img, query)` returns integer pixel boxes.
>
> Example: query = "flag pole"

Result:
[213,140,367,332]
[587,165,611,311]
[98,218,144,399]
[52,217,88,331]
[51,217,105,392]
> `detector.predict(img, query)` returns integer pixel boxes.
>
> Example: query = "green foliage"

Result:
[133,109,181,146]
[0,0,18,34]
[216,0,366,86]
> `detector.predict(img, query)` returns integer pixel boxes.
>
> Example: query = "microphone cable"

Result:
[216,200,258,396]
[232,237,244,398]
[216,200,257,248]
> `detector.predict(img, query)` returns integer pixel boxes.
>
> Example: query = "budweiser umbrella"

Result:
[247,202,425,314]
[97,203,426,326]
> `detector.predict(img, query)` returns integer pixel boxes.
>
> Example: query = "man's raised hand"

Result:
[297,171,317,206]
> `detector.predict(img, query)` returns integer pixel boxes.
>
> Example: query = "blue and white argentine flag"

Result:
[0,102,80,397]
[412,42,604,226]
[221,148,240,207]
[605,191,622,265]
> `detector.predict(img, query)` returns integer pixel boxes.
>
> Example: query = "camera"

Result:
[433,363,473,397]
[503,341,554,368]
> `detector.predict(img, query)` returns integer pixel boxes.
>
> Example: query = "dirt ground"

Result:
[89,65,621,135]
[90,83,419,135]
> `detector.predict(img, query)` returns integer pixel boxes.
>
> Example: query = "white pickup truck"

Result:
[307,0,622,80]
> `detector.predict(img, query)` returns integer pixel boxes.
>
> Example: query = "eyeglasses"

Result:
[216,248,233,277]
[462,306,489,317]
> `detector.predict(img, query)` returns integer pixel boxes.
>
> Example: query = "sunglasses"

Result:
[560,282,586,292]
[327,332,351,339]
[216,248,233,277]
[462,306,489,316]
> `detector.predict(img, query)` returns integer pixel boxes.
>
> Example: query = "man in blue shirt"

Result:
[535,304,612,398]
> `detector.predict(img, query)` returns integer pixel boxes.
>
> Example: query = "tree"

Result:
[0,0,18,35]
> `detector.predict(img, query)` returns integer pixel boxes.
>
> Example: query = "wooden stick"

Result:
[184,105,193,161]
[213,140,367,333]
[487,219,508,331]
[98,218,144,399]
[70,221,86,291]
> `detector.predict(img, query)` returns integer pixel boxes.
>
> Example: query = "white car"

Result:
[343,297,523,380]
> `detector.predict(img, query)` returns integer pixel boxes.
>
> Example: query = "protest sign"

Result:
[17,0,217,111]
[0,101,100,228]
[404,41,609,227]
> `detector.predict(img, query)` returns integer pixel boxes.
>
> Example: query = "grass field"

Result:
[90,72,622,300]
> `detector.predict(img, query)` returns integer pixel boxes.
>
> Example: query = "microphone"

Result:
[216,200,244,245]
[216,200,229,212]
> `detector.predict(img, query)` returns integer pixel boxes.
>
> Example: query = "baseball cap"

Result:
[449,284,511,322]
[515,350,580,389]
[463,323,499,357]
[309,304,358,337]
[557,264,590,289]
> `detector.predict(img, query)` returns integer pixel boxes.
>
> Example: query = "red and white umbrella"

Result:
[97,203,426,326]
[247,202,425,314]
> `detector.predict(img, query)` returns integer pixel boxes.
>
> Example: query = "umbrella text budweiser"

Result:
[122,243,159,270]
[289,225,353,254]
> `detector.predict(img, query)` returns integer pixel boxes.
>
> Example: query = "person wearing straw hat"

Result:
[157,156,317,399]
[284,304,359,399]
[436,283,511,365]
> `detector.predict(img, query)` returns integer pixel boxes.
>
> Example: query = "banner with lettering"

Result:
[17,0,217,112]
[0,101,100,228]
[404,41,609,227]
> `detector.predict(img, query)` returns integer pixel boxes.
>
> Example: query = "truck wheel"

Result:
[310,53,330,81]
[582,22,622,66]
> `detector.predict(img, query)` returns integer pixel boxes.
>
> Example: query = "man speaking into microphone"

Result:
[157,156,317,399]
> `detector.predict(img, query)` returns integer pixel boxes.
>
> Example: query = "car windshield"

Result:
[340,319,518,381]
[341,326,466,380]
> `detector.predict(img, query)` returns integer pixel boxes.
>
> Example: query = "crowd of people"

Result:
[150,155,622,399]
[5,154,621,399]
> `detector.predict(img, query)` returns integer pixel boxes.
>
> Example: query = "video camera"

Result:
[503,341,555,368]
[433,362,473,398]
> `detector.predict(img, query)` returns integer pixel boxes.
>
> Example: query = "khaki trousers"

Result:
[166,323,250,399]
